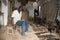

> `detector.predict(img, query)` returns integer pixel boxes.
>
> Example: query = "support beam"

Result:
[8,1,13,26]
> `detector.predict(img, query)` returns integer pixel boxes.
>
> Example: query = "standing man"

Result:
[1,0,8,26]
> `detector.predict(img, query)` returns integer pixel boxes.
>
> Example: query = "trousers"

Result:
[16,20,28,35]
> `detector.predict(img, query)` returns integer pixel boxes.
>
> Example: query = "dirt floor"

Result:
[0,24,39,40]
[30,22,60,40]
[0,23,60,40]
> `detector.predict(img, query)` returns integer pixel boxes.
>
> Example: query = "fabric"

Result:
[16,20,24,26]
[16,20,28,35]
[25,20,28,32]
[11,10,22,24]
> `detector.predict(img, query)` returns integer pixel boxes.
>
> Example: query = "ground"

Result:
[0,24,39,40]
[0,23,60,40]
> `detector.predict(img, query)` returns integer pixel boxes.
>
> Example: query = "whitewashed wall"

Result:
[25,1,38,17]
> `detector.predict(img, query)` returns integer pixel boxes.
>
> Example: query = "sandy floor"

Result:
[0,23,60,40]
[0,25,39,40]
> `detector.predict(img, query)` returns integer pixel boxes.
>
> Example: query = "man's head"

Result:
[12,7,18,11]
[19,6,23,11]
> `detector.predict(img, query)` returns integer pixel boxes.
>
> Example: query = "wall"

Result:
[25,1,38,17]
[41,0,57,22]
[47,0,57,22]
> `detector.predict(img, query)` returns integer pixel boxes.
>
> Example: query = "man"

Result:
[11,8,22,29]
[11,7,29,35]
[11,7,25,35]
[16,7,29,35]
[1,0,8,26]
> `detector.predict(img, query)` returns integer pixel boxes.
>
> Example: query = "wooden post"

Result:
[8,0,15,26]
[8,1,13,26]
